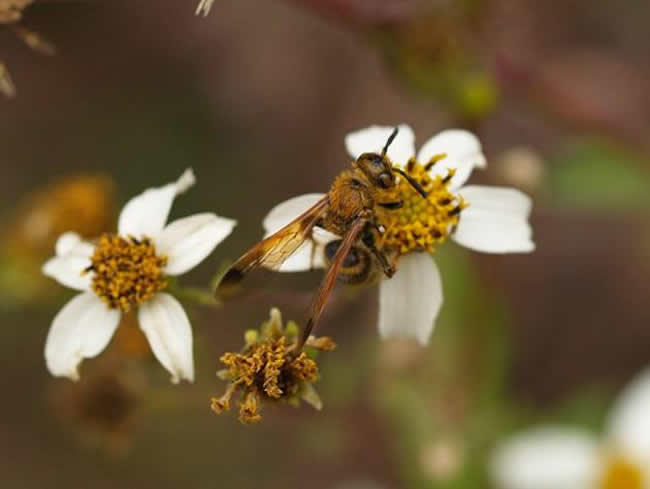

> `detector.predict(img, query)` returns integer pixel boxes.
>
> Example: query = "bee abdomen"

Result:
[324,240,372,285]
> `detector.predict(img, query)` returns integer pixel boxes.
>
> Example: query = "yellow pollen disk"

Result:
[87,234,168,313]
[600,456,644,489]
[376,157,467,255]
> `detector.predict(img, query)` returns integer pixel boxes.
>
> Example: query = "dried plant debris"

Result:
[0,62,15,97]
[0,0,32,23]
[195,0,214,17]
[1,0,55,98]
[211,308,335,424]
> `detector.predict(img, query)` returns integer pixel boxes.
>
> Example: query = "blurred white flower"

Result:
[497,146,546,192]
[490,367,650,489]
[42,169,236,383]
[420,438,465,481]
[262,124,534,345]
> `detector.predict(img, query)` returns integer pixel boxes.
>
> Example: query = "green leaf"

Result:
[546,141,650,211]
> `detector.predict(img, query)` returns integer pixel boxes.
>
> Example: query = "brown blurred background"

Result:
[1,1,650,488]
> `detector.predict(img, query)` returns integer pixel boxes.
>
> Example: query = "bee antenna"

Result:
[381,127,399,157]
[393,168,428,198]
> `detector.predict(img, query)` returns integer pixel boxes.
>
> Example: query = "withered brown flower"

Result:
[211,308,335,424]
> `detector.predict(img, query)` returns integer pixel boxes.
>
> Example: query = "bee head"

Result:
[355,152,396,189]
[354,127,428,198]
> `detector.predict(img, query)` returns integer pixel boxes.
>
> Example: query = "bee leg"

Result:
[372,248,395,278]
[361,227,395,278]
[378,201,403,210]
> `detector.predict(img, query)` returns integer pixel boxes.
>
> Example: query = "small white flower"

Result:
[490,367,650,489]
[42,169,236,383]
[262,124,534,345]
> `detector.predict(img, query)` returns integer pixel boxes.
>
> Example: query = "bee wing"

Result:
[298,216,366,348]
[218,196,329,287]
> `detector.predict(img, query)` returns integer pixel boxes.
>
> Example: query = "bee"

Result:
[218,128,427,348]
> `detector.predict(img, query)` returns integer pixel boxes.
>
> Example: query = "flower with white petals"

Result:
[490,367,650,489]
[42,169,236,383]
[261,124,534,345]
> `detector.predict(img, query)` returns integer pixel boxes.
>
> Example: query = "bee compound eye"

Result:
[379,172,393,188]
[372,157,384,168]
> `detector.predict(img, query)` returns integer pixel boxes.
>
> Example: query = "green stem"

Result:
[168,281,221,307]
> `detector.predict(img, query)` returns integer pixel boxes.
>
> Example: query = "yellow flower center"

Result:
[376,157,466,254]
[87,234,168,312]
[600,455,644,489]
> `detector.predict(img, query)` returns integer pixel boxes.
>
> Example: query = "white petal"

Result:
[138,293,194,383]
[606,367,650,461]
[42,238,95,291]
[55,232,81,256]
[417,130,486,190]
[344,124,416,164]
[42,257,92,291]
[118,168,196,238]
[489,427,600,489]
[452,185,535,254]
[156,213,236,276]
[459,185,533,217]
[263,193,327,234]
[312,226,339,245]
[265,240,332,272]
[278,241,317,272]
[54,232,95,258]
[44,292,121,380]
[378,253,443,345]
[262,193,331,272]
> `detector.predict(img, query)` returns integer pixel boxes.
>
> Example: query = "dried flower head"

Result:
[49,362,141,455]
[7,174,115,257]
[211,308,335,424]
[0,0,31,24]
[1,0,55,98]
[0,61,15,97]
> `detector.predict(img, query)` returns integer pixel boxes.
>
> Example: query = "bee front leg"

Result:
[361,226,395,278]
[373,248,395,278]
[377,201,403,210]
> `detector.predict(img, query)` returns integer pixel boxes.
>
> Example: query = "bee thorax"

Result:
[325,170,374,235]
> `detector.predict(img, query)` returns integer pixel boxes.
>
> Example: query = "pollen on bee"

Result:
[376,158,465,255]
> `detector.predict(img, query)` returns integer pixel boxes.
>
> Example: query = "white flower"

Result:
[42,169,236,383]
[262,124,534,345]
[490,367,650,489]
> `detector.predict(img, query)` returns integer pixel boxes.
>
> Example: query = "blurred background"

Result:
[1,0,650,488]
